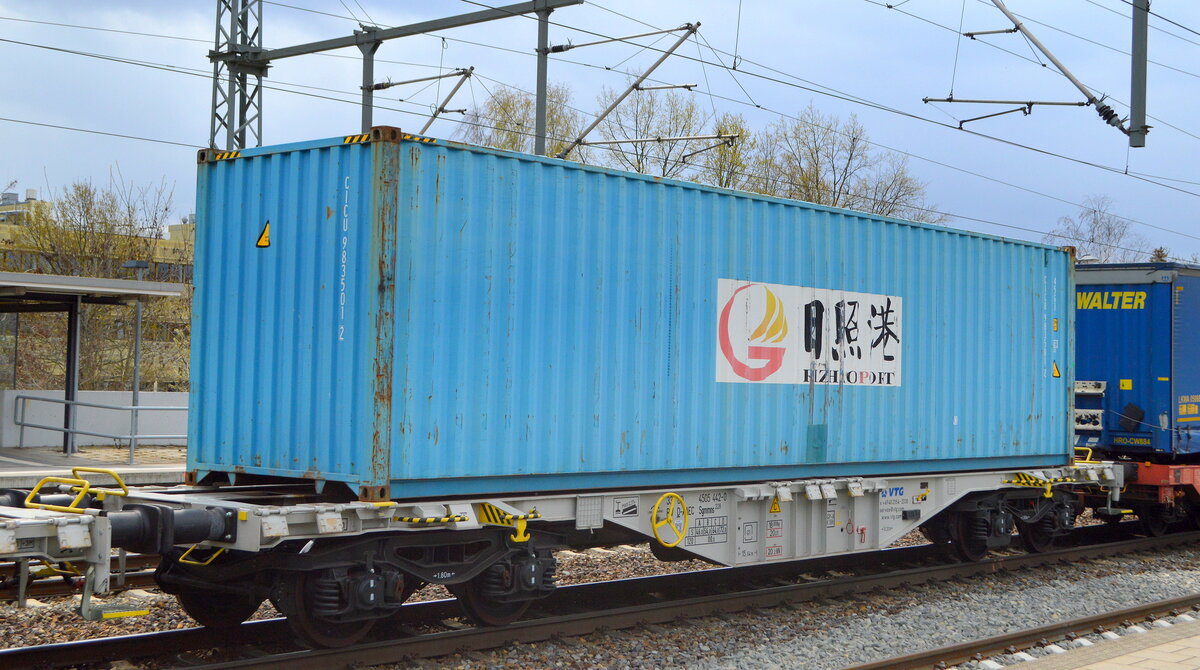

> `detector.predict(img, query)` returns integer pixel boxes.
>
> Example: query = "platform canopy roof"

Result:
[0,271,184,311]
[0,271,187,454]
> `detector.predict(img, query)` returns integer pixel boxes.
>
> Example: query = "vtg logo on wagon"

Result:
[715,278,903,386]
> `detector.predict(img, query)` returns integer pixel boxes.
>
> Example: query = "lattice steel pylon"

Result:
[209,0,265,150]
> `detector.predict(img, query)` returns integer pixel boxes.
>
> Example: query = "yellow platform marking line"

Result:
[343,134,370,144]
[397,514,468,524]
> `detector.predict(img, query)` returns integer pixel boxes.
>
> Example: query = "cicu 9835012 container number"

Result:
[338,175,350,342]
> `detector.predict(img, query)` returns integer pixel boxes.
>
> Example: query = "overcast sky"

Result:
[1,1,1197,258]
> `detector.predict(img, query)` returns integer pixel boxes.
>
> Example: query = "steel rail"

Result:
[845,593,1200,670]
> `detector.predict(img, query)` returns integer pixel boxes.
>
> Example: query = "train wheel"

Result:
[451,573,532,627]
[176,585,263,629]
[919,518,952,545]
[1137,508,1170,537]
[272,572,375,648]
[950,513,989,562]
[1017,519,1057,553]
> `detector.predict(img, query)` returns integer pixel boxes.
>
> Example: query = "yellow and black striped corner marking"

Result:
[477,503,541,526]
[397,514,468,524]
[343,133,370,144]
[214,151,241,161]
[402,133,436,144]
[1004,472,1075,487]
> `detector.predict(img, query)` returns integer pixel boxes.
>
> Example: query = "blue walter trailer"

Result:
[189,127,1074,500]
[1075,262,1200,458]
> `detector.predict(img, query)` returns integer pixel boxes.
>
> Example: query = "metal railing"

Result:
[14,395,187,464]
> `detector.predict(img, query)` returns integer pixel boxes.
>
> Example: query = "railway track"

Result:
[3,526,1197,670]
[846,593,1200,669]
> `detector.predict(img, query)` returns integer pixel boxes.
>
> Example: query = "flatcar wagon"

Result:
[0,129,1127,647]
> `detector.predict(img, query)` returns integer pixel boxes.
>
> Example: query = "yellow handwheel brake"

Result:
[651,492,689,548]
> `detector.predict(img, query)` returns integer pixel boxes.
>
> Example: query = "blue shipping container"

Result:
[1075,263,1200,457]
[189,128,1073,500]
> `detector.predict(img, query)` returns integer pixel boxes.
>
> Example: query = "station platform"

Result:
[0,446,185,488]
[1026,616,1200,669]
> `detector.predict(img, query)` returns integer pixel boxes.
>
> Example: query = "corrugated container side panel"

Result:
[191,136,1071,495]
[190,143,378,478]
[387,140,1070,490]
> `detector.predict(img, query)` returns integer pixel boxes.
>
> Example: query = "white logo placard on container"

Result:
[715,278,902,386]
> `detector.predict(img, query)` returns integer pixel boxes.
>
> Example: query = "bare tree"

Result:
[1150,246,1170,262]
[750,105,942,222]
[1042,195,1148,262]
[0,174,190,391]
[457,83,588,160]
[593,84,710,178]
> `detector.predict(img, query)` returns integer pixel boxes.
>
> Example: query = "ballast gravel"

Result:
[1,539,1195,669]
[413,546,1200,670]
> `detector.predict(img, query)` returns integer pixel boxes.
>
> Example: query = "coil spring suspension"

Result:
[310,577,342,617]
[479,563,512,598]
[971,515,991,542]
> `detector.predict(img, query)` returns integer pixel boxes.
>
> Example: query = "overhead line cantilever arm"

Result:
[557,23,700,159]
[923,98,1086,107]
[989,0,1128,133]
[420,67,474,134]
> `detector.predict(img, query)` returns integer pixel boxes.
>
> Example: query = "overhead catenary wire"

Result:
[1083,0,1200,48]
[449,0,1200,199]
[11,3,1195,176]
[949,0,968,96]
[0,116,200,149]
[870,0,1200,141]
[974,0,1200,83]
[5,6,1200,250]
[0,63,1178,264]
[6,17,1198,247]
[1112,0,1200,39]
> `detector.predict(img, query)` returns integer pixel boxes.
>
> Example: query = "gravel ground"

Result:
[405,547,1200,670]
